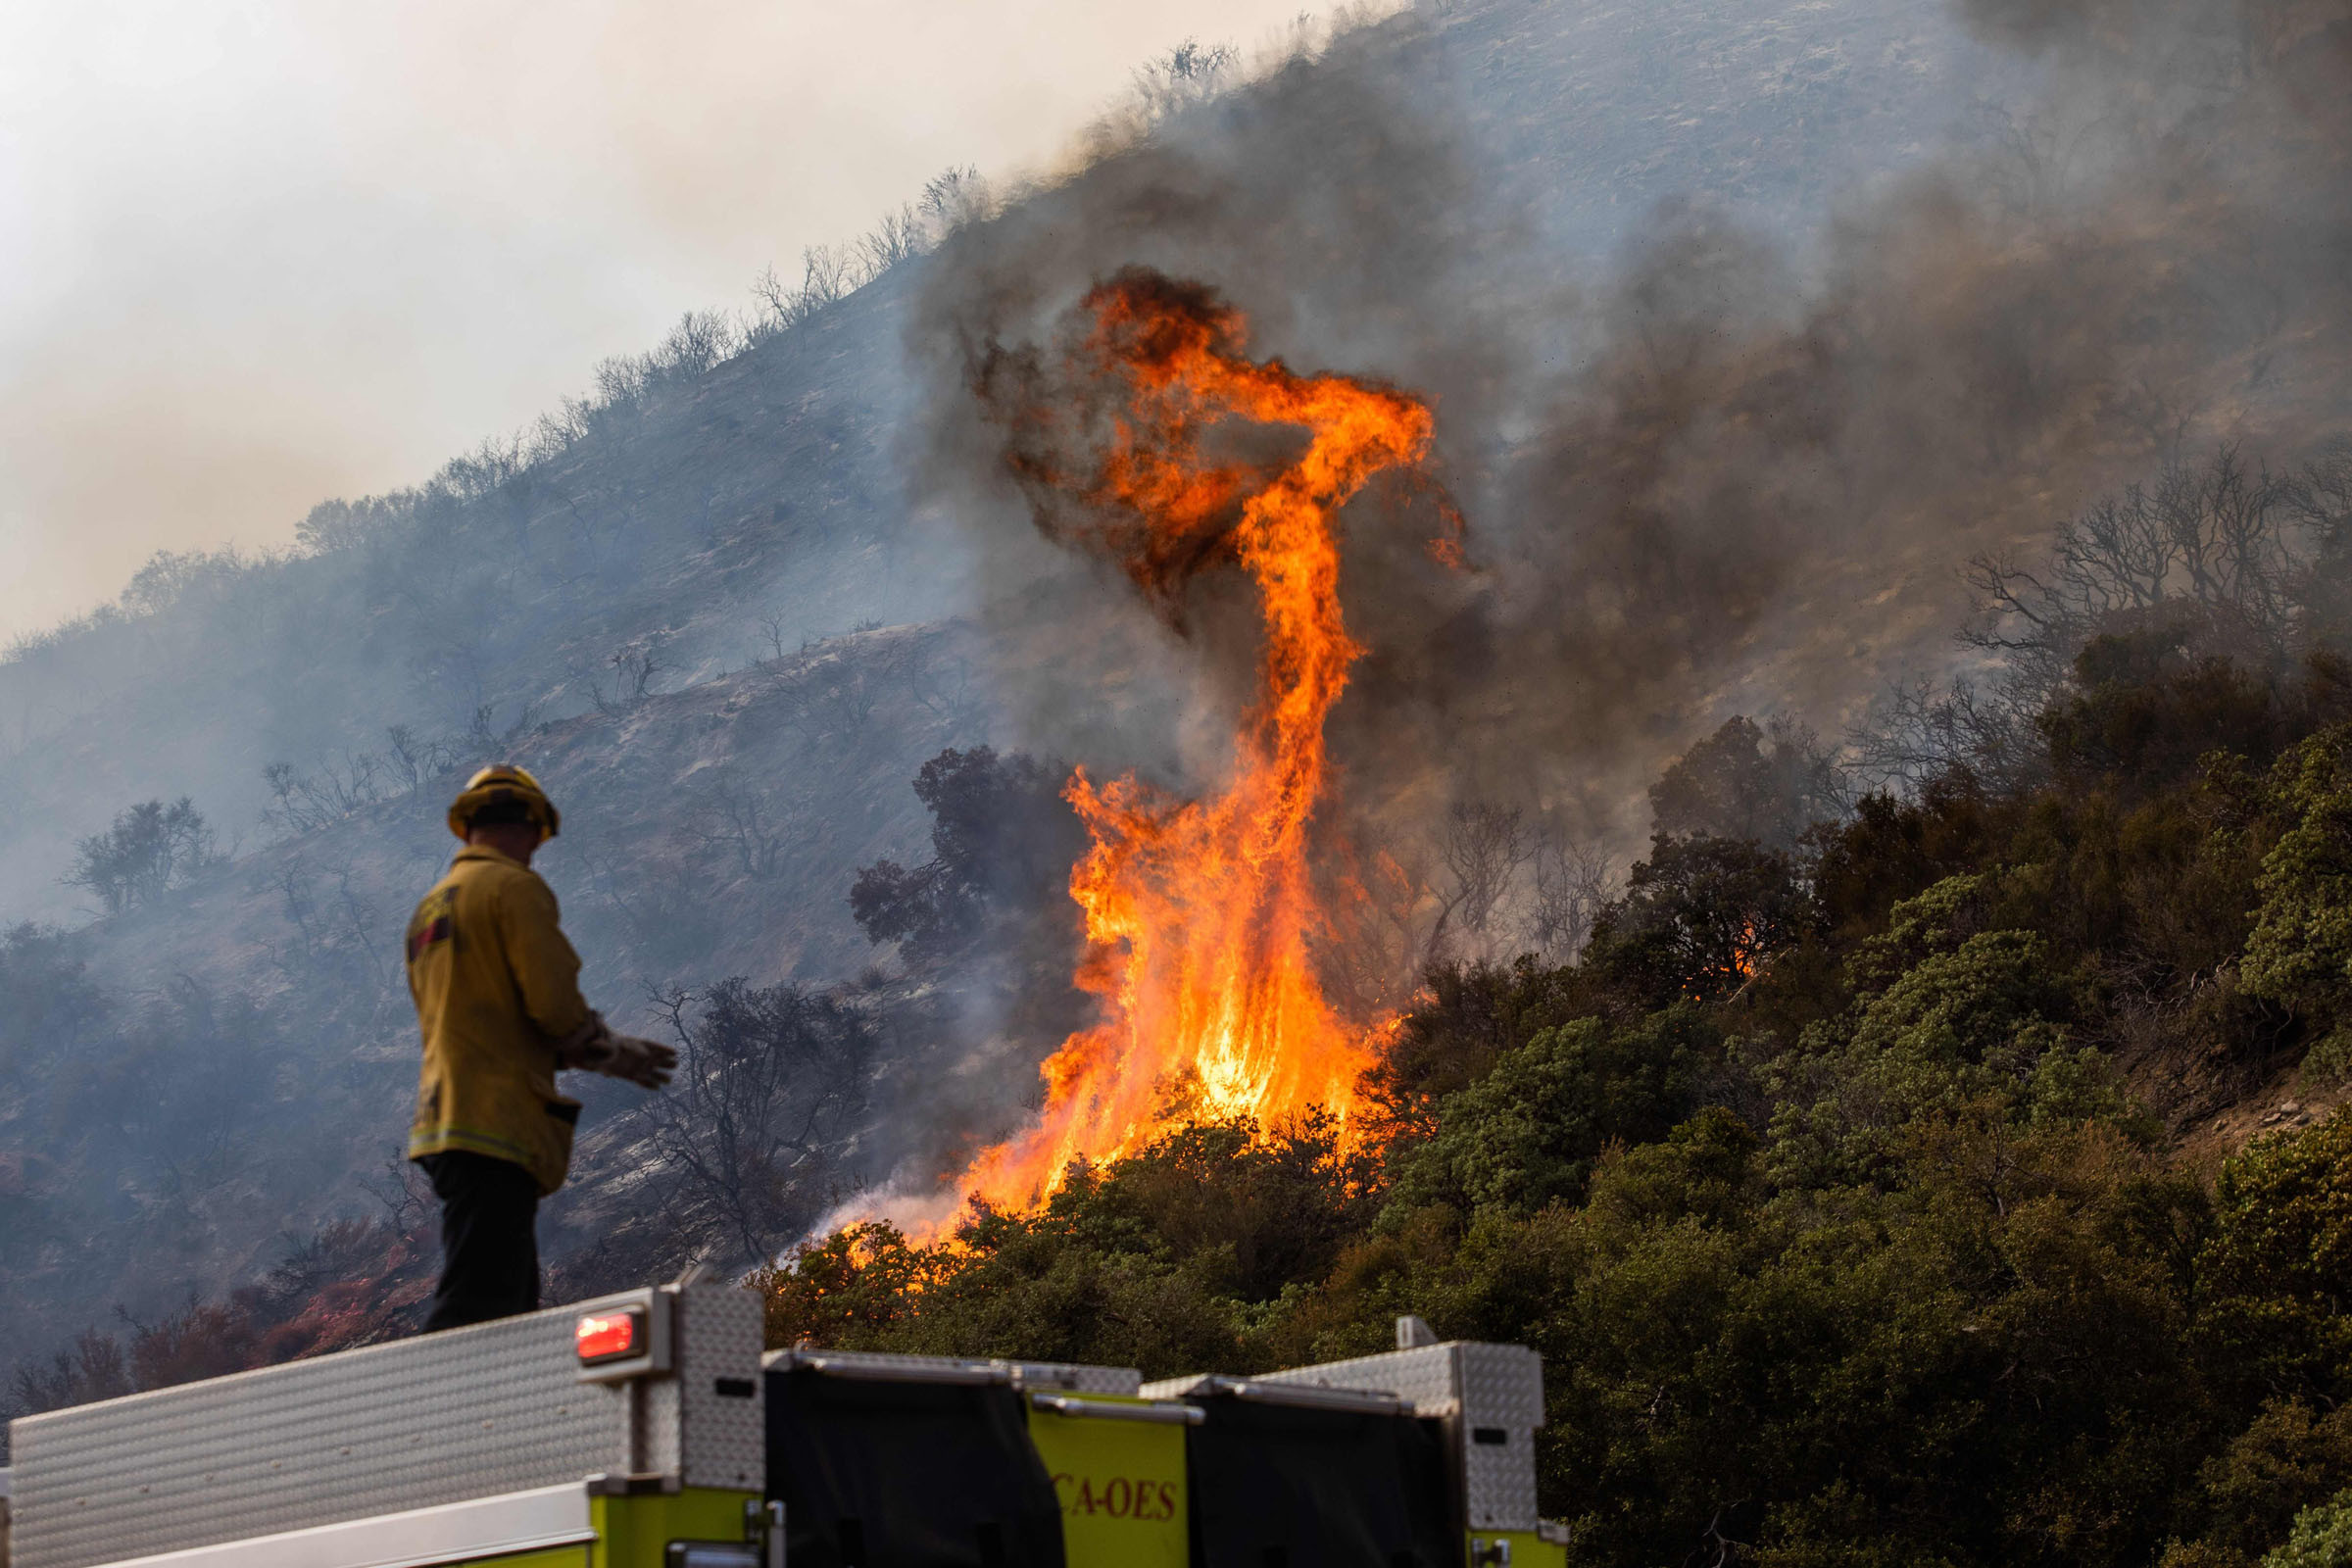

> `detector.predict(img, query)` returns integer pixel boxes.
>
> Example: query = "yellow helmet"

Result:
[447,763,561,842]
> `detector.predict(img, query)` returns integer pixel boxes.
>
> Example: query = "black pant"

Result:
[417,1150,541,1332]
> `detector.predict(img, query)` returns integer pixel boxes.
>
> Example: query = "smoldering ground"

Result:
[912,0,2352,860]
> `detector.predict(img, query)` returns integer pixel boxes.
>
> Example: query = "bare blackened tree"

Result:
[7,1330,131,1418]
[918,167,990,235]
[1314,841,1443,1025]
[581,313,744,420]
[904,653,983,731]
[1961,445,2303,699]
[382,723,460,795]
[1433,802,1533,956]
[688,784,790,879]
[1846,675,2042,797]
[857,205,925,279]
[753,246,856,332]
[260,752,393,837]
[462,701,540,760]
[440,433,536,563]
[2284,438,2352,638]
[750,171,986,346]
[572,848,719,969]
[874,633,986,735]
[653,311,736,381]
[1128,38,1239,122]
[2292,440,2352,535]
[613,634,667,703]
[1849,445,2330,802]
[1527,831,1612,962]
[770,652,879,745]
[755,612,798,665]
[647,980,876,1266]
[589,633,669,715]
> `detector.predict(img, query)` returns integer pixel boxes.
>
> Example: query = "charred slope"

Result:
[0,623,991,1351]
[0,0,2012,924]
[5,0,2350,1416]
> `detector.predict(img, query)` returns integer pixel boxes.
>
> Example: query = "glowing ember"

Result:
[954,271,1440,1218]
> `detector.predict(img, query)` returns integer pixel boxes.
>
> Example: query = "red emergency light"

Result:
[575,1307,645,1363]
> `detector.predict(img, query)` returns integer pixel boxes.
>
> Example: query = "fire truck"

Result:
[0,1276,1568,1567]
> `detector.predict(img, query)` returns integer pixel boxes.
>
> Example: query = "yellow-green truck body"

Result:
[3,1285,1566,1568]
[1024,1393,1192,1568]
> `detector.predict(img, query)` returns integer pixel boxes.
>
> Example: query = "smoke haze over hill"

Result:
[3,0,2350,1399]
[920,0,2352,866]
[0,0,1372,645]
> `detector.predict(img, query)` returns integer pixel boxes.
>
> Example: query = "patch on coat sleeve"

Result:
[406,890,457,962]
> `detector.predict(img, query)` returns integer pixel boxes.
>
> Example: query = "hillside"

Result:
[0,0,2022,925]
[5,6,2352,1545]
[0,0,2043,1344]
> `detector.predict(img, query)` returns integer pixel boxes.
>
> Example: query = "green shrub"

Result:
[2197,1110,2352,1406]
[2262,1494,2352,1568]
[2245,729,2352,1027]
[1383,1006,1709,1217]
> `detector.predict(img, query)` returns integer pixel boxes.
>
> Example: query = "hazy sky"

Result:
[0,0,1350,646]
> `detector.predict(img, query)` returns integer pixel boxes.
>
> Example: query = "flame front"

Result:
[956,274,1438,1216]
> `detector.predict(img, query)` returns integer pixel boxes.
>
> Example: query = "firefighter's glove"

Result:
[604,1031,677,1090]
[559,1013,678,1091]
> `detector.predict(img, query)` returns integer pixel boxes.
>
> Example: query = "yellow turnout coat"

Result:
[404,845,591,1195]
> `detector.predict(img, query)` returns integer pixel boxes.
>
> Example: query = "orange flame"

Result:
[955,273,1439,1218]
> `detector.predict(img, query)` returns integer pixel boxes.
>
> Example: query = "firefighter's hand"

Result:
[558,1014,677,1090]
[603,1032,677,1091]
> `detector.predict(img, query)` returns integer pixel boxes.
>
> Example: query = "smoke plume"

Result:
[915,0,2352,864]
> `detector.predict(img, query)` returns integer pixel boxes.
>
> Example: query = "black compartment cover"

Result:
[762,1366,1067,1568]
[1186,1396,1457,1567]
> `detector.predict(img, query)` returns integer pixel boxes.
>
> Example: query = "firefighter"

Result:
[404,764,676,1331]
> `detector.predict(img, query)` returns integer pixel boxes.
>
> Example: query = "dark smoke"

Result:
[909,18,1527,805]
[971,270,1302,619]
[913,0,2352,869]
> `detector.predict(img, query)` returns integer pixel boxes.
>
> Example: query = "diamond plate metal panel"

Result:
[1136,1373,1208,1400]
[1456,1343,1544,1429]
[642,1374,685,1480]
[8,1282,765,1568]
[1458,1343,1544,1530]
[1254,1340,1545,1531]
[1257,1345,1467,1413]
[674,1284,765,1491]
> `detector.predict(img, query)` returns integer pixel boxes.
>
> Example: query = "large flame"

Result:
[955,273,1439,1217]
